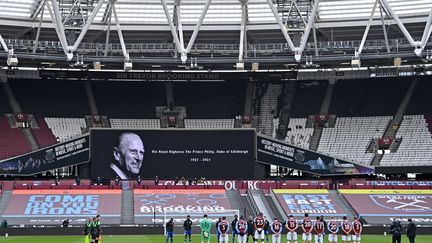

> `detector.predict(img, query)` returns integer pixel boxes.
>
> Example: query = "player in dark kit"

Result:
[236,216,249,243]
[254,213,265,243]
[264,216,270,243]
[232,215,239,243]
[341,216,352,243]
[301,213,313,243]
[314,216,325,243]
[166,218,174,243]
[184,215,193,243]
[247,216,255,243]
[83,217,93,243]
[91,215,101,243]
[218,216,231,243]
[352,217,362,243]
[286,215,298,243]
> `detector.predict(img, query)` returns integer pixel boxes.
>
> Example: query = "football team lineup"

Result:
[0,235,432,243]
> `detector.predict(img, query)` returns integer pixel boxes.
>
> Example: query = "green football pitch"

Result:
[0,235,430,243]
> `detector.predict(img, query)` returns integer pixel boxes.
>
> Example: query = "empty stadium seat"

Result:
[31,117,57,148]
[285,118,314,148]
[45,117,86,142]
[317,116,391,164]
[110,118,161,129]
[381,115,432,166]
[0,116,32,160]
[184,119,234,129]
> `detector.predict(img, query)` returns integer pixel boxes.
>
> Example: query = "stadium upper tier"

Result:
[1,76,432,167]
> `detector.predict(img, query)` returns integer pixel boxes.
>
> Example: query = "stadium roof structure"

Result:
[0,0,432,70]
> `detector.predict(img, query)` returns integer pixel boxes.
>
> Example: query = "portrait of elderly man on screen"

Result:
[110,132,145,179]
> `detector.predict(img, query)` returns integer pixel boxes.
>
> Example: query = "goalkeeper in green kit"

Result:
[200,214,212,243]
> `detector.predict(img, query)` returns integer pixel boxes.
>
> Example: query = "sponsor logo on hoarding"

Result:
[283,194,338,214]
[370,195,432,212]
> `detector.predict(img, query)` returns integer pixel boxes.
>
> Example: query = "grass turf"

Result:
[0,235,430,243]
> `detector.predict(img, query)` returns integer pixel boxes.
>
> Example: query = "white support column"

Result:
[312,23,318,56]
[47,1,71,59]
[176,5,184,48]
[185,0,212,53]
[298,0,319,57]
[238,0,247,62]
[161,0,184,56]
[71,0,106,51]
[0,34,9,52]
[379,2,390,53]
[104,3,113,57]
[33,0,46,53]
[420,8,432,49]
[358,0,379,56]
[380,0,419,52]
[266,0,296,52]
[112,4,128,60]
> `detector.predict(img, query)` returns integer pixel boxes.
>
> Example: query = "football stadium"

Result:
[0,0,432,242]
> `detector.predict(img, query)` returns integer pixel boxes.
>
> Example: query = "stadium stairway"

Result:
[249,190,272,220]
[0,191,13,217]
[121,189,134,225]
[265,195,285,221]
[372,78,418,166]
[226,190,251,218]
[328,190,356,219]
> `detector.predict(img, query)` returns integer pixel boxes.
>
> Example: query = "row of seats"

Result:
[44,117,86,142]
[0,116,32,160]
[184,119,234,129]
[317,116,391,164]
[285,118,313,149]
[110,118,161,129]
[381,115,432,166]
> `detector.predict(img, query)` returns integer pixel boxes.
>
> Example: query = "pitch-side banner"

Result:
[2,190,121,225]
[0,135,90,175]
[256,135,375,175]
[273,189,346,216]
[340,189,432,225]
[134,189,234,224]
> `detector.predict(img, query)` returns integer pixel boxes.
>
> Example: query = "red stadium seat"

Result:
[90,185,110,190]
[185,185,206,189]
[147,185,166,190]
[50,185,71,190]
[207,185,225,189]
[354,184,373,189]
[337,184,352,189]
[393,185,412,189]
[279,184,299,189]
[111,185,122,189]
[14,184,28,190]
[70,185,90,190]
[166,185,186,189]
[31,185,51,190]
[374,185,393,189]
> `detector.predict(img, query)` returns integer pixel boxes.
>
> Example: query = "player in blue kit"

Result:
[166,218,174,243]
[184,215,193,243]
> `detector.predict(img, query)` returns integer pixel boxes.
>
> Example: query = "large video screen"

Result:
[340,189,432,225]
[134,189,234,224]
[90,129,256,179]
[2,190,121,225]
